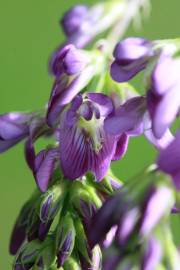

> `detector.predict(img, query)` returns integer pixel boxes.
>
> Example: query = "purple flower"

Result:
[157,131,180,190]
[147,55,180,138]
[61,5,89,38]
[144,112,174,150]
[47,45,94,127]
[61,5,103,48]
[59,93,128,181]
[25,143,59,192]
[104,96,146,137]
[49,44,89,78]
[0,112,31,153]
[111,38,152,83]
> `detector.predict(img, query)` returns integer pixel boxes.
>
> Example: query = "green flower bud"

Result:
[56,212,76,267]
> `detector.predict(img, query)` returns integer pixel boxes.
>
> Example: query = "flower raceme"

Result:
[59,93,129,181]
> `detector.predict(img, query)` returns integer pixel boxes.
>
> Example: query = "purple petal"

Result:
[38,221,52,241]
[144,113,174,150]
[103,226,117,248]
[60,125,89,180]
[9,223,26,255]
[116,208,139,245]
[88,194,123,247]
[157,131,180,188]
[113,38,151,61]
[141,237,162,270]
[140,186,173,236]
[60,112,116,181]
[61,5,89,37]
[63,47,89,75]
[152,85,180,138]
[0,112,29,140]
[105,97,145,136]
[25,138,36,171]
[0,137,25,153]
[47,66,94,127]
[87,93,114,117]
[152,56,180,95]
[90,132,117,181]
[35,148,59,192]
[110,60,146,83]
[112,133,129,160]
[49,44,74,77]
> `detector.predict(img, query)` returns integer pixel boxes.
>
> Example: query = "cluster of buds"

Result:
[1,0,180,269]
[10,172,121,269]
[89,168,180,269]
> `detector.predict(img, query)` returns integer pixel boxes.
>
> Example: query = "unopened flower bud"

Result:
[56,212,76,267]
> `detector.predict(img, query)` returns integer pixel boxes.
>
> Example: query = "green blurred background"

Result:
[0,0,180,268]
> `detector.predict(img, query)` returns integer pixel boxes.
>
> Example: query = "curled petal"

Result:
[112,133,129,161]
[35,148,59,192]
[110,60,146,83]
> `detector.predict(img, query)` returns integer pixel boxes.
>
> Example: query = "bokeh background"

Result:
[0,0,180,268]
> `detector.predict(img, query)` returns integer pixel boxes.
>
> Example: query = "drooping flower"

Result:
[147,55,180,139]
[0,112,32,153]
[111,37,153,83]
[59,93,128,181]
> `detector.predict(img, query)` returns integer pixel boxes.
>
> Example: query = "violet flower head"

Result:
[59,93,128,181]
[147,55,180,139]
[104,96,146,137]
[111,38,153,83]
[0,112,31,153]
[157,131,180,190]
